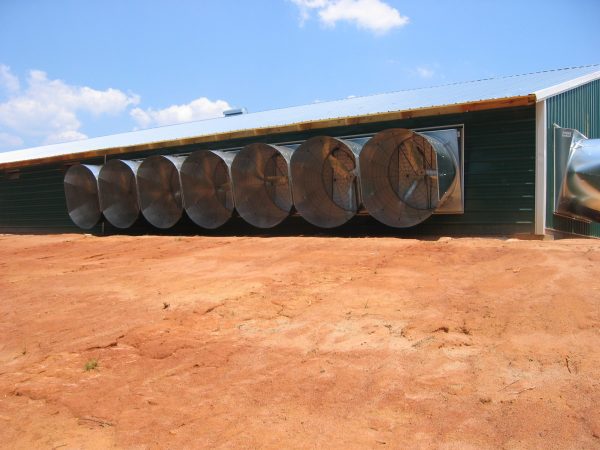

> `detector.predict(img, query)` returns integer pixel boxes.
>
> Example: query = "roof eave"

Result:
[0,94,536,171]
[534,70,600,101]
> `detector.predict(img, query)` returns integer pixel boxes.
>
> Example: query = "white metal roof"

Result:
[1,64,599,167]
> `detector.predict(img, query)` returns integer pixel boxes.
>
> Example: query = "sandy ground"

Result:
[0,234,599,449]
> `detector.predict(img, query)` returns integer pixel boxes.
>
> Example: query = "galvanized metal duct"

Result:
[231,143,294,228]
[98,159,141,229]
[180,150,236,229]
[359,128,458,228]
[291,136,362,228]
[136,155,185,229]
[64,164,102,230]
[557,134,600,222]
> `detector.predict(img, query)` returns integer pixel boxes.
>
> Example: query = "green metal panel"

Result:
[0,106,536,235]
[546,79,600,238]
[0,158,105,233]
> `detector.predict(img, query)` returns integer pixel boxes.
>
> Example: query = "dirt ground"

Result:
[0,233,599,449]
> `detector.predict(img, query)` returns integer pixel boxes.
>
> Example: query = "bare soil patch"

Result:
[0,234,599,449]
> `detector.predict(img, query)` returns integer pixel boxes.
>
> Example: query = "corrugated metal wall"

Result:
[0,105,536,235]
[0,156,105,232]
[546,79,600,238]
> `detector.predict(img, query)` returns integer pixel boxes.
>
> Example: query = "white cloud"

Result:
[291,0,328,24]
[44,130,88,145]
[291,0,409,34]
[0,65,139,148]
[130,97,231,129]
[0,64,20,94]
[0,65,234,150]
[416,66,435,78]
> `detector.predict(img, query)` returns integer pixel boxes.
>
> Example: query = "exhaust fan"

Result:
[136,155,185,229]
[555,127,600,222]
[291,136,362,228]
[64,164,102,230]
[359,128,459,228]
[98,159,141,229]
[180,150,236,229]
[231,143,294,228]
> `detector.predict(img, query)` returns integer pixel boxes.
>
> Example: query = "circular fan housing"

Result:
[291,136,362,228]
[64,164,102,230]
[137,155,185,229]
[180,150,236,229]
[231,143,294,228]
[360,128,457,228]
[562,138,600,222]
[98,159,141,229]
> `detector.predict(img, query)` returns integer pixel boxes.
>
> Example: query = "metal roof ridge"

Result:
[356,63,599,93]
[226,63,600,114]
[28,63,600,145]
[533,68,600,101]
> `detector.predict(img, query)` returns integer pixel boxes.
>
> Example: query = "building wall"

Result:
[546,79,600,238]
[0,105,536,235]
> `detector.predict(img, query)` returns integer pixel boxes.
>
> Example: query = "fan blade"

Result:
[401,141,420,175]
[255,151,266,182]
[215,181,230,192]
[403,180,419,202]
[202,154,215,188]
[263,152,289,186]
[263,175,287,185]
[327,152,355,180]
[212,160,230,198]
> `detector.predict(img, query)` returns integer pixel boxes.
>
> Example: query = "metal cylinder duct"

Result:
[64,164,102,230]
[359,128,458,228]
[180,150,236,229]
[98,159,141,229]
[231,143,294,228]
[136,155,185,229]
[290,136,362,228]
[559,137,600,222]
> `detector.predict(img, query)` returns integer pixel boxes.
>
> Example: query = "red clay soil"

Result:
[0,234,599,449]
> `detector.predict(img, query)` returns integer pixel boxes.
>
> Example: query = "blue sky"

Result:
[0,0,599,151]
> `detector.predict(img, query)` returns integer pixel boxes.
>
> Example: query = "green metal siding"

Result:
[0,157,105,233]
[546,79,600,238]
[0,106,536,235]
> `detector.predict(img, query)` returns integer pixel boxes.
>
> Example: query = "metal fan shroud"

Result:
[231,143,294,228]
[180,150,236,229]
[136,155,185,229]
[563,139,600,221]
[360,128,458,228]
[290,136,362,228]
[98,159,141,229]
[64,164,102,230]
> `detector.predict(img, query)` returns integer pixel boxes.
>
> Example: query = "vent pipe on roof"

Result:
[136,155,185,229]
[291,136,363,228]
[64,164,102,230]
[180,150,236,229]
[223,108,247,117]
[359,128,458,228]
[231,143,294,228]
[98,159,141,229]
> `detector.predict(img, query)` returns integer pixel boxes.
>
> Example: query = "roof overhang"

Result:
[0,94,535,171]
[534,70,600,101]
